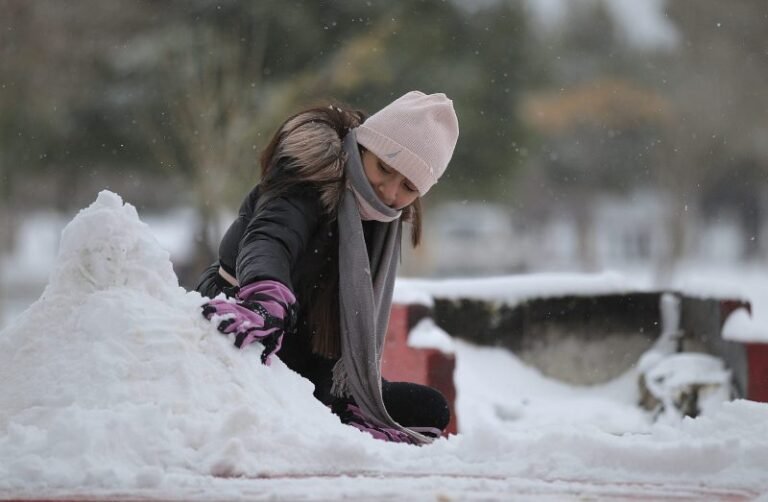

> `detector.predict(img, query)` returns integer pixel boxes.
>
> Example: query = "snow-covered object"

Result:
[722,307,765,342]
[392,280,435,307]
[637,293,683,374]
[642,353,732,422]
[408,317,456,354]
[636,294,731,421]
[395,272,642,307]
[671,267,768,343]
[1,191,768,499]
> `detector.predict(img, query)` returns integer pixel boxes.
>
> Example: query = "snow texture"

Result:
[394,272,643,306]
[723,308,765,342]
[408,317,456,354]
[1,191,767,499]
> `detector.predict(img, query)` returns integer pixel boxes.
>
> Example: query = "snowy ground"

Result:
[1,191,768,501]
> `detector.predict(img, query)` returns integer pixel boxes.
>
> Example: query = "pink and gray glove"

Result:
[202,280,297,365]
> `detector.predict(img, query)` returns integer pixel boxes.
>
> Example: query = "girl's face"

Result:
[360,148,420,210]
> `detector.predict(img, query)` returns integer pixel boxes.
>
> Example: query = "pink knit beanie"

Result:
[354,91,459,195]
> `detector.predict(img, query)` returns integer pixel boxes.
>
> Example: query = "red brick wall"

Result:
[719,300,768,402]
[747,343,768,402]
[381,304,458,435]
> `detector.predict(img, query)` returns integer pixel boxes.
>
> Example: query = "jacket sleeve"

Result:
[235,187,323,291]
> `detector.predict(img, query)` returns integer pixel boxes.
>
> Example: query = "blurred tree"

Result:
[1,0,533,285]
[515,0,768,275]
[337,0,532,200]
[662,0,768,266]
[123,3,273,278]
[109,0,532,281]
[1,1,161,212]
[521,78,671,269]
[517,1,671,270]
[100,0,396,281]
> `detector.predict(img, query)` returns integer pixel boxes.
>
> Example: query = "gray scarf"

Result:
[331,130,431,445]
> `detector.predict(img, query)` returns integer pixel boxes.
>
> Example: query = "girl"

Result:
[197,91,459,445]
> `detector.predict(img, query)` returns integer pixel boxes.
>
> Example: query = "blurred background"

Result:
[1,0,767,327]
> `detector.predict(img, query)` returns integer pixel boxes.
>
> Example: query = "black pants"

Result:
[381,380,450,431]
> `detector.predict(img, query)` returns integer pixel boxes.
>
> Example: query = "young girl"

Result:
[196,91,459,445]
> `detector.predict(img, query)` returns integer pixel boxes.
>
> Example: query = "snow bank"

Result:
[1,191,767,498]
[394,271,643,307]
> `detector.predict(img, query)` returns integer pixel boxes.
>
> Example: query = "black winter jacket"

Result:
[196,182,349,403]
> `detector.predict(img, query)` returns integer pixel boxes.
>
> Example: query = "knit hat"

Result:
[354,91,459,195]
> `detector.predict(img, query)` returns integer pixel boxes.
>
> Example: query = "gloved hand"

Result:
[202,280,297,365]
[332,401,420,444]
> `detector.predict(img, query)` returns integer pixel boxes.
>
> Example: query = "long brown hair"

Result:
[259,102,423,357]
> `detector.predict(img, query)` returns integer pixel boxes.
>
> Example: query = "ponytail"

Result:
[259,105,366,214]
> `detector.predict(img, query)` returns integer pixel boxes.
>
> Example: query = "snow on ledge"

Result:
[407,318,456,354]
[394,271,643,307]
[722,308,766,343]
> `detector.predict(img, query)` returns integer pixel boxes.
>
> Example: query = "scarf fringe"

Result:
[331,358,352,398]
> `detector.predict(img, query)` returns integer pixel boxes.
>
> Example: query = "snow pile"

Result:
[0,192,372,491]
[1,191,768,499]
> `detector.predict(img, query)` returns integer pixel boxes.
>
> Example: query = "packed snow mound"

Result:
[44,190,179,298]
[2,191,768,497]
[0,191,385,491]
